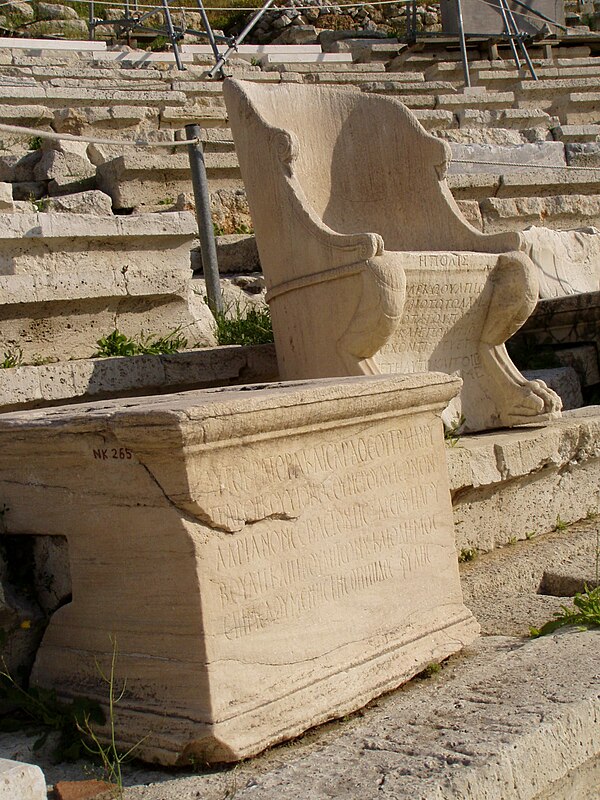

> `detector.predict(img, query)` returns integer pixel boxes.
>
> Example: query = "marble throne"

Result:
[223,79,561,432]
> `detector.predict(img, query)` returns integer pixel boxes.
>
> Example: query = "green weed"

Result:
[554,515,568,532]
[93,329,188,358]
[78,636,145,799]
[458,548,477,563]
[0,347,23,369]
[28,136,42,151]
[417,662,441,679]
[0,665,104,763]
[530,586,600,637]
[213,303,273,347]
[444,414,465,447]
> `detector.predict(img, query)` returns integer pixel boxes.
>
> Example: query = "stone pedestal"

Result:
[0,374,478,764]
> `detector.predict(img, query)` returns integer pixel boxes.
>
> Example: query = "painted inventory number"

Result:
[93,447,133,461]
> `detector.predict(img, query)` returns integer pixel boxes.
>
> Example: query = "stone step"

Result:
[447,141,566,175]
[160,105,228,129]
[448,167,600,199]
[180,43,323,55]
[96,152,241,211]
[478,193,600,231]
[440,128,538,145]
[0,344,276,412]
[552,92,600,124]
[552,123,600,141]
[474,65,600,90]
[412,109,457,130]
[517,78,600,109]
[0,36,107,52]
[260,53,355,66]
[0,85,187,107]
[436,91,516,110]
[457,107,556,130]
[301,71,426,84]
[0,211,213,361]
[265,62,383,73]
[360,80,456,98]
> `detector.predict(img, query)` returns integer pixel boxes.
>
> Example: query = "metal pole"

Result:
[162,0,186,71]
[196,0,222,69]
[503,0,538,80]
[455,0,471,88]
[185,124,222,315]
[207,0,276,78]
[497,0,521,68]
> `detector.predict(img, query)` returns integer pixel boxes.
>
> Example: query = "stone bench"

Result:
[447,406,600,551]
[448,169,600,200]
[447,141,566,175]
[552,91,600,124]
[0,85,188,108]
[96,152,241,212]
[0,344,277,412]
[0,373,478,765]
[0,211,213,361]
[436,90,516,110]
[480,194,600,231]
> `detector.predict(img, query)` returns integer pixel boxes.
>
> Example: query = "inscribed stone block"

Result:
[0,374,478,764]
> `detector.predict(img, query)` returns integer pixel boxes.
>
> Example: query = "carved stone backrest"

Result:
[224,79,561,431]
[223,79,521,273]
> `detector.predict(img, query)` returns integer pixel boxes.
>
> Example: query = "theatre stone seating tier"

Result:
[0,211,214,361]
[0,373,479,764]
[224,79,561,432]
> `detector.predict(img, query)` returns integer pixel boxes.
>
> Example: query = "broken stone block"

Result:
[0,182,13,210]
[521,225,600,298]
[0,759,46,800]
[0,374,478,765]
[44,190,113,216]
[33,138,96,192]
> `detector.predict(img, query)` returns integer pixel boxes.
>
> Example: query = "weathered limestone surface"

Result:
[0,211,215,359]
[0,374,478,765]
[0,758,46,800]
[96,152,240,211]
[223,79,561,432]
[447,141,566,175]
[446,407,600,551]
[521,225,600,298]
[0,345,278,412]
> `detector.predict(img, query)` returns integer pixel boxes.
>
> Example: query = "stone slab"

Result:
[0,757,46,800]
[0,211,215,360]
[446,406,600,551]
[0,36,106,51]
[96,153,240,210]
[480,194,600,231]
[448,141,566,175]
[0,373,477,765]
[460,518,600,636]
[0,345,278,412]
[521,225,600,297]
[126,632,600,800]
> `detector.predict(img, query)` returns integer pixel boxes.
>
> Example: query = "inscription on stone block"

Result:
[0,376,479,765]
